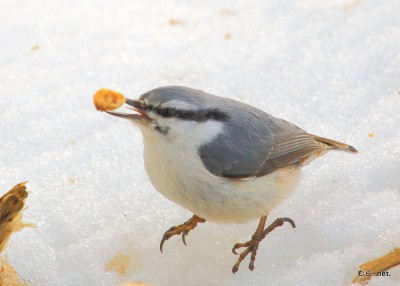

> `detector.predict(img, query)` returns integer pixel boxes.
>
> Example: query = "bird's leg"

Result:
[231,215,296,274]
[160,214,206,253]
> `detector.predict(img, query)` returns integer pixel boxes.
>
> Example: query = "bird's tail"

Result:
[310,134,358,153]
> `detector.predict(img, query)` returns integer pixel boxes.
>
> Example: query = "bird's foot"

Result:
[160,215,206,253]
[232,216,296,274]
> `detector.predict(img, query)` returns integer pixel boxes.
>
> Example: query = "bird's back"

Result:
[141,86,357,179]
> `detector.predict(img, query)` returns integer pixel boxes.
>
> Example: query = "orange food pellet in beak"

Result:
[93,88,126,111]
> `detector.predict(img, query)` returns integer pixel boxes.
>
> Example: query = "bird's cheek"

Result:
[171,119,197,134]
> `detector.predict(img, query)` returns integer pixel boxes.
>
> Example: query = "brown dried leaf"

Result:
[0,257,25,286]
[0,182,35,253]
[351,248,400,284]
[0,182,34,286]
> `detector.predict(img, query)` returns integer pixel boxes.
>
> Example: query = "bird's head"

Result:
[107,86,229,144]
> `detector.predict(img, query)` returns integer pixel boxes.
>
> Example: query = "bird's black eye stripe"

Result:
[144,104,228,122]
[205,110,227,120]
[177,110,195,120]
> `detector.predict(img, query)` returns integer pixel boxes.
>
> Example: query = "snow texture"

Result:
[1,0,399,285]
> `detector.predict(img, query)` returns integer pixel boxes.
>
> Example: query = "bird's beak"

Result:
[106,98,150,121]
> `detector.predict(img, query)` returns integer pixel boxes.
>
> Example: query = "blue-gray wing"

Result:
[199,111,327,179]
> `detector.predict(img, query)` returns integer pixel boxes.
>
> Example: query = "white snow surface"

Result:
[1,0,399,285]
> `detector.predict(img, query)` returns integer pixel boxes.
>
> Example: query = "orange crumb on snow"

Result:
[105,253,131,275]
[224,33,232,40]
[168,18,185,26]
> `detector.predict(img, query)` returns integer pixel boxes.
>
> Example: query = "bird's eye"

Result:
[178,111,191,119]
[157,107,176,117]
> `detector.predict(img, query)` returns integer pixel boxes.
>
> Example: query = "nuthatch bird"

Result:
[106,86,357,273]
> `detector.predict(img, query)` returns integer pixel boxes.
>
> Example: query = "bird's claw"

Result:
[281,217,296,230]
[231,216,296,274]
[232,241,251,255]
[160,225,178,253]
[182,230,189,245]
[159,215,205,253]
[160,237,167,253]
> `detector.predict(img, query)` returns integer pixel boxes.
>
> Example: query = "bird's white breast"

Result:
[138,121,300,224]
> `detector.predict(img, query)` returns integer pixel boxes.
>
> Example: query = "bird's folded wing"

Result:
[255,133,327,177]
[199,122,329,179]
